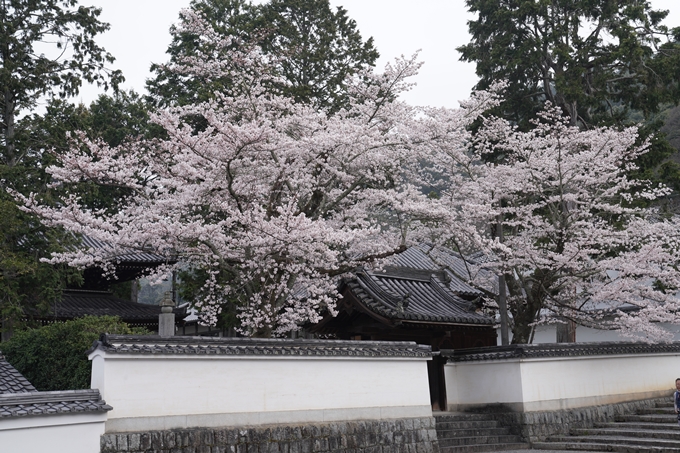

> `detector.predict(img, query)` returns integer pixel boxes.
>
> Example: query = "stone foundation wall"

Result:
[100,417,440,453]
[486,396,671,442]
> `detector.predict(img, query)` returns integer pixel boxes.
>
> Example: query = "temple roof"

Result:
[390,244,496,297]
[79,235,171,265]
[345,266,493,326]
[39,289,184,324]
[0,355,36,394]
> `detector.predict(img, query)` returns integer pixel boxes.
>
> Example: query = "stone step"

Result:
[436,427,512,439]
[547,434,680,449]
[571,426,680,439]
[440,442,530,453]
[595,421,679,431]
[434,413,502,422]
[533,441,680,453]
[655,402,675,407]
[636,407,676,414]
[616,413,678,423]
[438,434,524,448]
[435,420,501,430]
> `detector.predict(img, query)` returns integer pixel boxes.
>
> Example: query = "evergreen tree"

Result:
[0,0,123,336]
[458,0,680,130]
[1,0,123,166]
[147,0,378,113]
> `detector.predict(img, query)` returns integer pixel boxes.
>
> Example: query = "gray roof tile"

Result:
[442,341,680,362]
[46,289,184,322]
[91,334,432,358]
[390,244,494,296]
[0,355,37,394]
[348,268,493,326]
[0,390,111,419]
[79,235,171,264]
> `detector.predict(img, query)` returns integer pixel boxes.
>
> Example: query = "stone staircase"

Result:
[434,412,529,452]
[533,399,680,452]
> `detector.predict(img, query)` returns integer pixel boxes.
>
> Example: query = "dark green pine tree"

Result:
[458,0,680,130]
[0,0,124,336]
[146,0,259,108]
[458,0,680,192]
[147,0,379,113]
[257,0,379,113]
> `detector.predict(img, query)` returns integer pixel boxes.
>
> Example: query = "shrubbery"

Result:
[0,316,148,391]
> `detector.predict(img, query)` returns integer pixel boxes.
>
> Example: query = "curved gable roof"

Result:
[346,267,493,326]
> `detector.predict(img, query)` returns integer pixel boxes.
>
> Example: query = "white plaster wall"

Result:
[498,323,680,344]
[0,413,106,453]
[90,353,432,432]
[445,353,680,411]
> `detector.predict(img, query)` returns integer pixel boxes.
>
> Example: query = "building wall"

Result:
[0,412,106,453]
[498,323,680,344]
[445,352,679,412]
[89,337,434,434]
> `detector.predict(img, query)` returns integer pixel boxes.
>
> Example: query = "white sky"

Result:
[74,0,679,109]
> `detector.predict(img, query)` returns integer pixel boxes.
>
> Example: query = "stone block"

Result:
[101,434,116,452]
[369,429,380,447]
[151,431,164,450]
[319,424,331,437]
[140,433,152,450]
[178,430,191,447]
[202,429,215,446]
[313,437,328,452]
[379,430,393,445]
[128,433,141,450]
[164,430,177,448]
[299,438,313,453]
[328,435,341,450]
[264,441,281,453]
[116,434,129,451]
[217,428,240,445]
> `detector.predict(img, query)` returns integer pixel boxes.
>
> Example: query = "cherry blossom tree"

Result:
[428,106,680,343]
[18,9,680,343]
[14,11,499,337]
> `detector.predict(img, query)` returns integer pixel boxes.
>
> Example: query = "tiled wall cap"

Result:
[0,389,112,418]
[441,341,680,362]
[89,334,434,358]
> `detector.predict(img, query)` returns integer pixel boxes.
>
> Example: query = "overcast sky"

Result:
[74,0,679,109]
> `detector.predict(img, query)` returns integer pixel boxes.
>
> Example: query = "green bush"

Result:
[0,316,148,391]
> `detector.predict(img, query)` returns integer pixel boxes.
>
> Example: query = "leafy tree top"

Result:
[458,0,680,130]
[1,0,123,167]
[147,0,378,113]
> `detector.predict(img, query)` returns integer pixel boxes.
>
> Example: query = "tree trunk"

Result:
[556,318,576,343]
[1,318,14,342]
[3,88,15,167]
[511,318,532,344]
